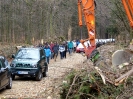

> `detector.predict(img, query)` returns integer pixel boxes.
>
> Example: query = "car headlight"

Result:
[32,64,37,68]
[10,63,16,67]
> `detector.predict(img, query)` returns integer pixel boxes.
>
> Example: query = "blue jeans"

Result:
[69,48,73,55]
[51,52,54,59]
[46,56,50,64]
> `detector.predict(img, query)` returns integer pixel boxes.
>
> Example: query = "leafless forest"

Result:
[0,0,132,44]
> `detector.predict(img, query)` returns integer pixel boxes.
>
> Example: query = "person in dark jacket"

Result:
[63,42,67,58]
[53,42,59,61]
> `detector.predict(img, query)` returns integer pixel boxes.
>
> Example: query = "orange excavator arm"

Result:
[78,0,97,59]
[112,1,133,67]
[122,0,133,28]
[78,0,133,65]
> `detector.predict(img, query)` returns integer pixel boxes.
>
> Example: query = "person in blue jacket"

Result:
[44,45,51,64]
[68,40,74,55]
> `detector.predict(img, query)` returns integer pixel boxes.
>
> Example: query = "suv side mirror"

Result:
[12,54,15,58]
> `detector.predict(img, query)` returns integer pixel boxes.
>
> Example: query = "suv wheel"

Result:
[36,71,42,81]
[6,76,12,89]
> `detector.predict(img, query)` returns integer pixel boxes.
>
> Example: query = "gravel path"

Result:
[0,53,87,99]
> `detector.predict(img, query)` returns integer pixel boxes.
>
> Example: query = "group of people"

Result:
[36,40,80,64]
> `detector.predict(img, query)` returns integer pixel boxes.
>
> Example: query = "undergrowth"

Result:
[60,69,125,99]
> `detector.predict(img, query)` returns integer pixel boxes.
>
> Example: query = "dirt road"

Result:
[0,53,87,99]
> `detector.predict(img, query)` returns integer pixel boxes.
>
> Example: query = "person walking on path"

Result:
[44,45,51,64]
[68,40,74,55]
[59,43,65,59]
[63,41,67,58]
[50,42,54,59]
[73,40,77,53]
[76,39,80,46]
[53,42,59,61]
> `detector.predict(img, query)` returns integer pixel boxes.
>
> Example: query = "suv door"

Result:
[0,59,8,88]
[39,49,45,72]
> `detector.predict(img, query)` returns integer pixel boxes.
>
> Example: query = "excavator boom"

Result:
[78,0,133,66]
[122,0,133,28]
[78,0,97,59]
[112,0,133,66]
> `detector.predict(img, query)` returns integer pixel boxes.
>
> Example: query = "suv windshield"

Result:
[15,49,40,59]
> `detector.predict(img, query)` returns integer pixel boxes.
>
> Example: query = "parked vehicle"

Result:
[76,43,85,53]
[0,56,12,90]
[76,39,115,53]
[10,47,48,81]
[76,41,91,53]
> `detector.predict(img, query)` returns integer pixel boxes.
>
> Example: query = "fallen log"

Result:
[95,67,106,84]
[94,66,133,86]
[94,67,114,85]
[115,67,133,86]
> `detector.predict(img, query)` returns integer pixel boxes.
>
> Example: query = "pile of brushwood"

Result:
[60,45,133,99]
[60,62,133,99]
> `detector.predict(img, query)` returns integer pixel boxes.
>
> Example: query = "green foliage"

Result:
[79,85,90,94]
[60,83,70,99]
[60,69,126,99]
[73,94,80,99]
[67,70,76,84]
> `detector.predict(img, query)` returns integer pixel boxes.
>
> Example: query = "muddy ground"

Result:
[0,52,87,99]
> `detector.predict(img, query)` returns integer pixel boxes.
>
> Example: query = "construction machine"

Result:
[78,0,133,66]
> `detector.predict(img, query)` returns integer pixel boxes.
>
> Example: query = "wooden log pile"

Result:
[94,45,133,86]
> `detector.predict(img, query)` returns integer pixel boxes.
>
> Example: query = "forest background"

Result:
[0,0,132,45]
